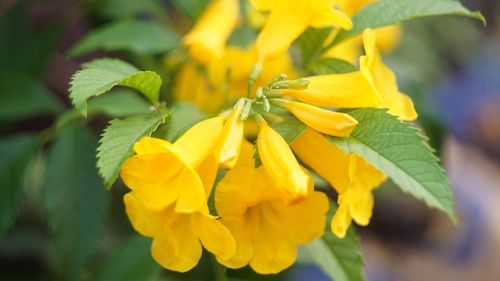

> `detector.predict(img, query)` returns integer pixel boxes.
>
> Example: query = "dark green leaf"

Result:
[68,20,179,57]
[43,124,110,278]
[171,0,210,21]
[332,0,485,45]
[297,27,332,67]
[271,115,307,144]
[94,235,161,281]
[329,108,455,221]
[97,113,167,188]
[0,74,62,121]
[0,135,38,235]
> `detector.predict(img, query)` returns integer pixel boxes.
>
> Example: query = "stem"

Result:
[211,255,229,281]
[247,63,263,98]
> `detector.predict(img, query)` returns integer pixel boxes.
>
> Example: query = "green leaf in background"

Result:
[166,102,206,142]
[332,0,485,46]
[70,58,162,115]
[307,58,357,75]
[91,0,164,20]
[68,20,179,57]
[302,229,365,281]
[94,235,161,281]
[329,108,455,221]
[0,135,38,235]
[271,115,307,144]
[297,27,332,67]
[43,124,110,278]
[171,0,210,21]
[97,113,167,189]
[0,73,62,121]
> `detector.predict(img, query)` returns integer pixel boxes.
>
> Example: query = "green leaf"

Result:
[70,58,162,115]
[271,115,307,144]
[0,73,62,121]
[94,235,161,281]
[68,20,179,57]
[97,113,167,189]
[0,135,38,235]
[302,229,365,281]
[332,0,485,45]
[329,108,455,221]
[307,58,357,75]
[92,0,164,19]
[297,27,332,67]
[43,124,110,278]
[171,0,210,21]
[166,102,206,142]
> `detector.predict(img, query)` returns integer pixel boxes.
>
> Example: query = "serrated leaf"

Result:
[97,113,167,188]
[329,108,455,221]
[43,124,110,278]
[307,58,357,75]
[68,20,178,57]
[69,58,162,115]
[332,0,485,45]
[94,235,161,281]
[0,134,38,235]
[166,102,206,142]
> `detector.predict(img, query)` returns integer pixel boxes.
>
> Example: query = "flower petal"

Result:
[216,109,244,168]
[192,213,236,260]
[123,192,170,237]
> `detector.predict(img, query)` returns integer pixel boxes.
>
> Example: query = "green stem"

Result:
[211,255,229,281]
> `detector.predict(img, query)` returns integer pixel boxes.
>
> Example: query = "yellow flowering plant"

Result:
[60,0,486,280]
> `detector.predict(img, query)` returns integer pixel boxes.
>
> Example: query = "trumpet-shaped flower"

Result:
[257,122,310,204]
[216,106,244,169]
[120,117,224,212]
[183,0,240,64]
[215,141,328,274]
[361,29,417,120]
[253,0,352,63]
[291,128,386,238]
[124,191,235,272]
[282,29,417,121]
[281,100,358,137]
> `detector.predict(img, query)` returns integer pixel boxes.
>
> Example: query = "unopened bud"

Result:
[271,78,310,90]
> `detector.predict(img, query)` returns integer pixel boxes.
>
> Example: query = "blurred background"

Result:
[1,0,499,280]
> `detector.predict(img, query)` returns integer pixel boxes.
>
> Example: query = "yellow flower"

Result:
[253,0,352,63]
[361,28,417,120]
[215,141,328,274]
[183,0,240,64]
[291,128,386,238]
[331,154,386,237]
[281,100,358,137]
[257,121,310,204]
[124,191,236,272]
[216,106,244,169]
[120,116,224,212]
[281,29,417,121]
[173,45,296,113]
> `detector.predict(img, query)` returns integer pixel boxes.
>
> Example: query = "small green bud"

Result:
[271,78,310,90]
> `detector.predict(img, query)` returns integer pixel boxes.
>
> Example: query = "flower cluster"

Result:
[120,0,418,274]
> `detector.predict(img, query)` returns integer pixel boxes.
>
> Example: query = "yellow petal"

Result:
[374,24,403,53]
[250,0,274,11]
[123,192,170,237]
[196,154,219,197]
[250,231,297,274]
[182,0,240,64]
[151,216,202,272]
[282,71,381,108]
[284,101,358,137]
[256,0,351,63]
[173,116,224,167]
[133,137,171,154]
[330,200,352,238]
[192,213,236,260]
[361,29,417,121]
[216,109,244,168]
[120,152,201,211]
[291,128,351,193]
[257,122,309,203]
